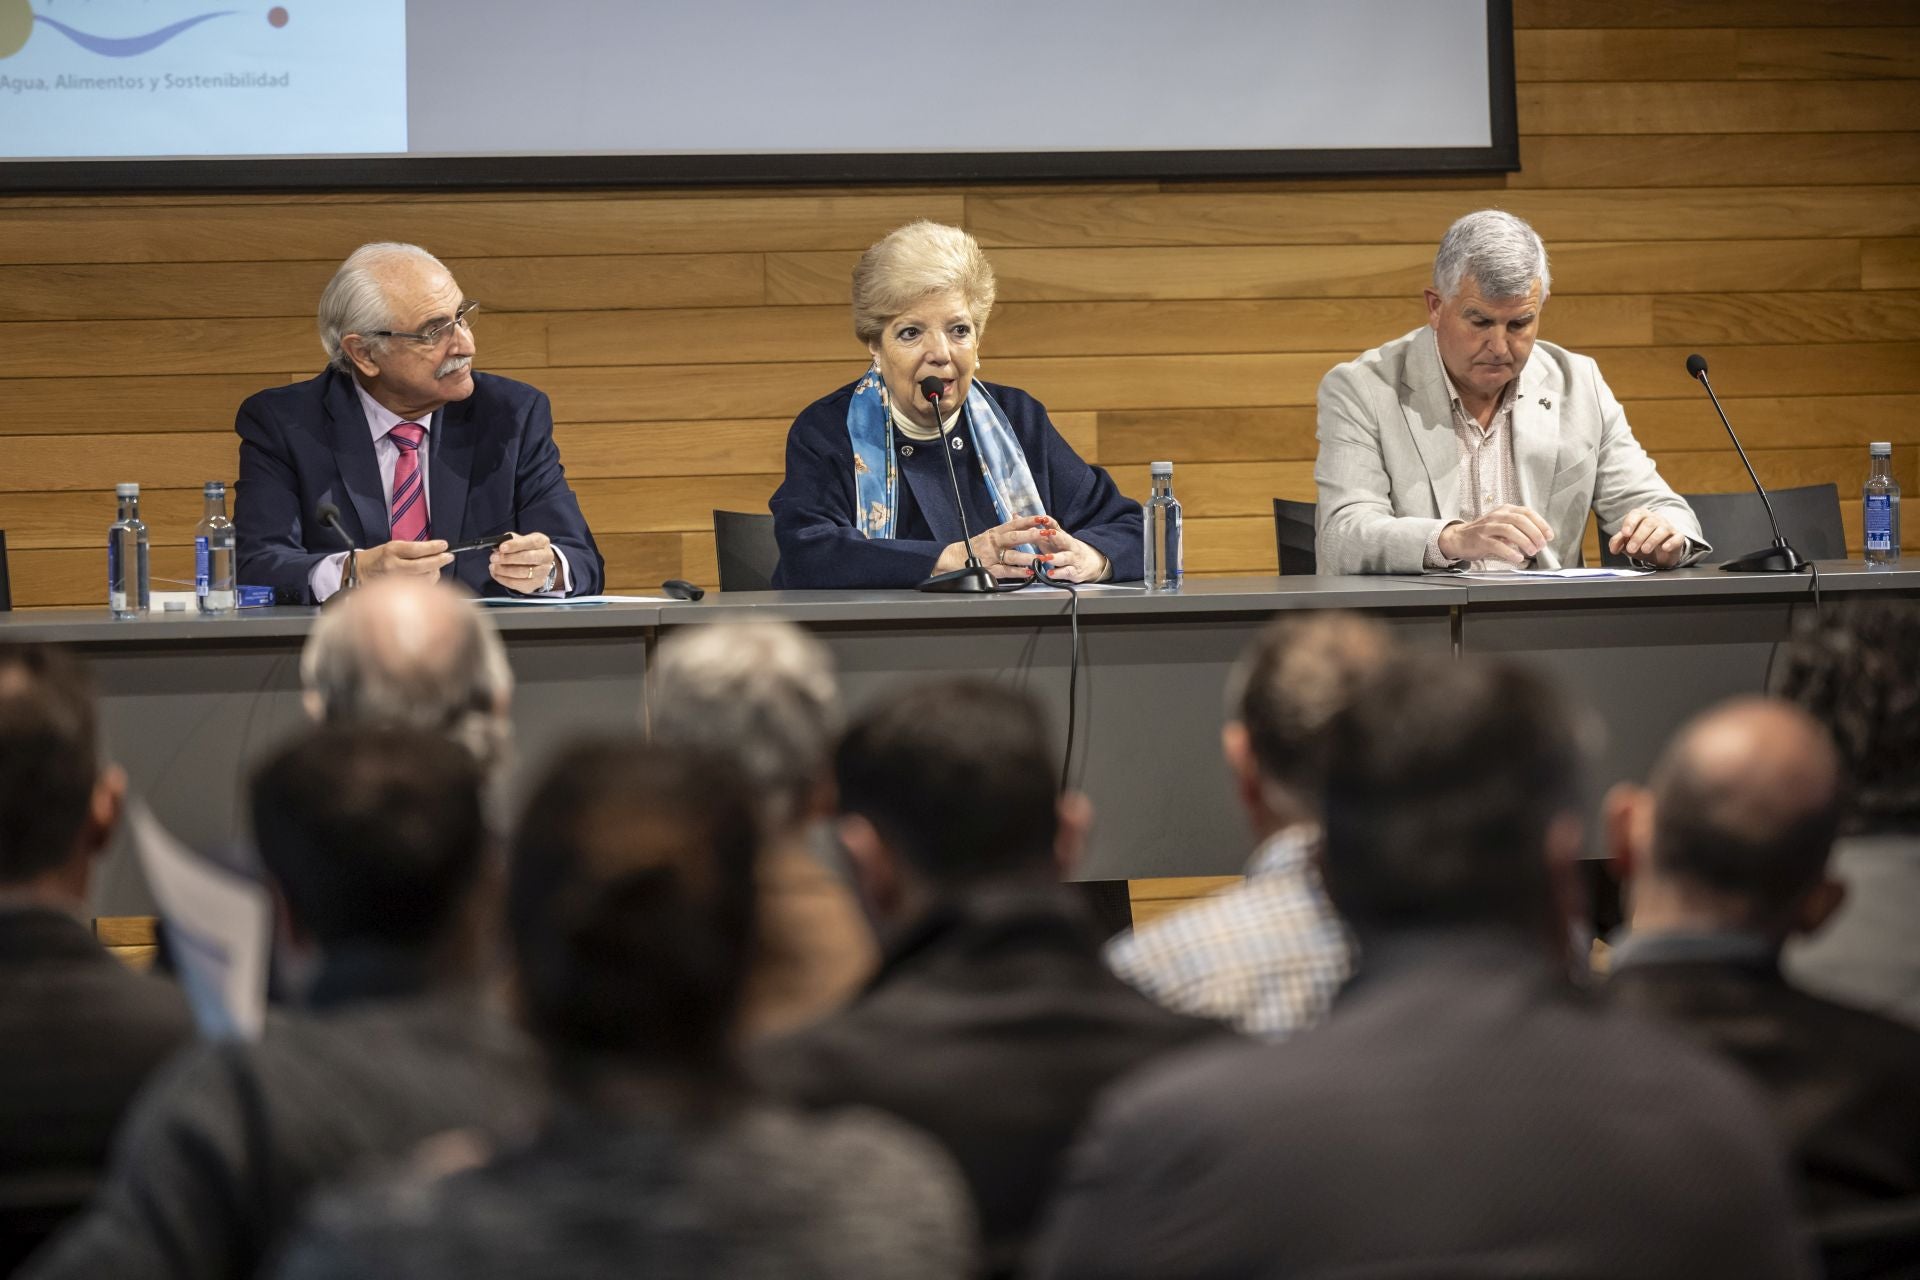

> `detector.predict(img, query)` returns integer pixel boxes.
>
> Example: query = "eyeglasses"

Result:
[367,300,480,348]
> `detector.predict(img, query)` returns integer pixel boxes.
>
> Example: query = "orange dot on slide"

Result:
[268,7,289,27]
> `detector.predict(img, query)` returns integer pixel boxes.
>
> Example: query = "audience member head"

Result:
[1773,598,1920,835]
[300,577,513,773]
[1609,697,1845,940]
[250,725,488,963]
[0,643,122,903]
[834,679,1086,922]
[508,740,760,1095]
[649,621,840,833]
[1224,612,1394,835]
[1321,653,1588,946]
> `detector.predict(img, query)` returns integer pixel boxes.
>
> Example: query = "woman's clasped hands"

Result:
[933,514,1110,583]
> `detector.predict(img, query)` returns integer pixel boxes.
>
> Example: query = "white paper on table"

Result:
[474,594,677,606]
[127,802,272,1042]
[1450,567,1651,581]
[1011,581,1151,595]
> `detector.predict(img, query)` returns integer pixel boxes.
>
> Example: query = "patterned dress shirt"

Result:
[1104,825,1355,1040]
[1424,333,1522,571]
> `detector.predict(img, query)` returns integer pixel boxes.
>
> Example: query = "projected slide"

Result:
[0,0,1513,188]
[0,0,405,157]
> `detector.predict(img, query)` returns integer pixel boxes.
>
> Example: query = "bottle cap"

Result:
[204,480,226,495]
[1150,460,1173,476]
[1871,441,1892,456]
[116,482,139,498]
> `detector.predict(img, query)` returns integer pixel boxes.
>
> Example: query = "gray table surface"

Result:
[5,563,1916,913]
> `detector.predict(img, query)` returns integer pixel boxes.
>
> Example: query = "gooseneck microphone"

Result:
[314,502,362,594]
[916,375,1000,594]
[1685,354,1808,573]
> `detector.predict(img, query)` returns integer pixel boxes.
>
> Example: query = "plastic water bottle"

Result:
[195,481,236,614]
[1864,441,1902,566]
[107,483,149,619]
[1142,460,1183,589]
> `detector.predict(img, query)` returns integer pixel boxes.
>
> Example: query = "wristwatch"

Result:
[538,552,560,594]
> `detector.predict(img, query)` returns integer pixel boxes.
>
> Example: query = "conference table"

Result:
[0,563,1913,918]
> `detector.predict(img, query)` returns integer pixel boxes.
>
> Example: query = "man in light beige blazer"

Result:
[1315,210,1705,575]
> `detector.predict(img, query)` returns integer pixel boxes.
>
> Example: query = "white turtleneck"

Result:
[889,400,962,443]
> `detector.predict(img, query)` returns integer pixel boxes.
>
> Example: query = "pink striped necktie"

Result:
[387,422,428,542]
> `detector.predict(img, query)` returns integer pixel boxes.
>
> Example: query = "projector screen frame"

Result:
[0,1,1516,194]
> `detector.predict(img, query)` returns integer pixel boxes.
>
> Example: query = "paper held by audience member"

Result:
[128,801,272,1042]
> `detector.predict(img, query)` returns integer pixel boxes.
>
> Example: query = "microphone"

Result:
[314,502,362,594]
[1685,354,1807,573]
[916,374,999,594]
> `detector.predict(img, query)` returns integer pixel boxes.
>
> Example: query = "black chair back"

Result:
[1598,483,1845,568]
[712,510,780,592]
[0,1170,96,1274]
[1272,498,1317,576]
[0,530,10,611]
[1815,1195,1920,1280]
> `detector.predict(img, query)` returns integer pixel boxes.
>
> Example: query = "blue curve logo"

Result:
[32,9,235,57]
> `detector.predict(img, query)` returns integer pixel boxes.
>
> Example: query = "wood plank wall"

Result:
[2,0,1917,608]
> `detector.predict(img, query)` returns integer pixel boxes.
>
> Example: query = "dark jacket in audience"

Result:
[1033,929,1814,1280]
[23,947,542,1280]
[274,1102,974,1280]
[754,884,1224,1278]
[1609,931,1920,1214]
[0,905,193,1272]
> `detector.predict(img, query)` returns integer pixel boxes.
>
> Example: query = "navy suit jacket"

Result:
[769,379,1142,588]
[234,368,602,604]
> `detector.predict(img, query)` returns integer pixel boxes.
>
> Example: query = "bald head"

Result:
[300,578,513,771]
[1648,697,1843,923]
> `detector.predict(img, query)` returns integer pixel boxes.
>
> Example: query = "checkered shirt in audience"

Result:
[1104,825,1355,1040]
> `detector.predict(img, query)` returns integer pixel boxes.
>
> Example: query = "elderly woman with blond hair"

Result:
[770,221,1142,588]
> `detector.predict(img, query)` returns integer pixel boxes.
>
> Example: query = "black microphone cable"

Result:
[1032,560,1082,793]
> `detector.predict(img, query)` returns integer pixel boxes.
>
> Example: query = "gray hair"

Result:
[851,220,998,347]
[1432,210,1551,302]
[318,242,445,373]
[649,622,840,831]
[300,579,514,773]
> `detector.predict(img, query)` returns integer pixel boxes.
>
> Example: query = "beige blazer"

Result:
[1314,327,1706,574]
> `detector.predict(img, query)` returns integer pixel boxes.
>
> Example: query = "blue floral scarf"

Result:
[847,370,1045,543]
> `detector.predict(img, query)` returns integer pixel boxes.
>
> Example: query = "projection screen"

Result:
[0,0,1516,190]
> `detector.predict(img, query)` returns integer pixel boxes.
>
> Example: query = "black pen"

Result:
[445,533,512,554]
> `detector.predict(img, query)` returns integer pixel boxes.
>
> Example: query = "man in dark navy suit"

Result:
[235,243,601,604]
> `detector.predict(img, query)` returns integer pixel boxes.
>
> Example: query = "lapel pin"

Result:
[1539,397,1552,410]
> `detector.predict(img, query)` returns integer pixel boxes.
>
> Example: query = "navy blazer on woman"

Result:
[234,368,602,604]
[770,379,1142,588]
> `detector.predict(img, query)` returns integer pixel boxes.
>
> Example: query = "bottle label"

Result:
[108,535,125,612]
[1866,494,1893,552]
[195,536,210,596]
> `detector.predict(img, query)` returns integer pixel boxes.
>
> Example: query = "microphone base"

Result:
[1719,543,1809,574]
[918,565,1000,594]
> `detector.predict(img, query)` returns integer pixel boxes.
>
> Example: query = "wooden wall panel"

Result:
[1516,82,1920,134]
[2,11,1916,609]
[1865,240,1920,289]
[1515,2,1919,29]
